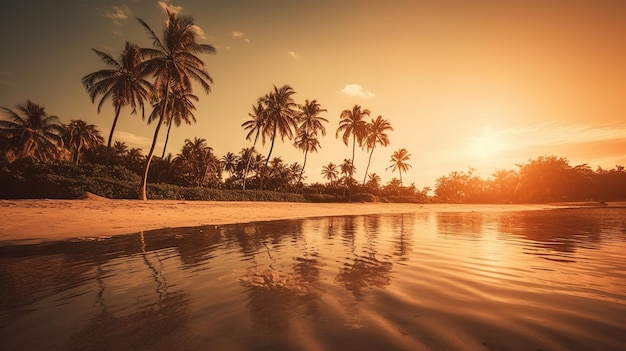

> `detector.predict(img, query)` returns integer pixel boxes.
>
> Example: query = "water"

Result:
[1,208,625,350]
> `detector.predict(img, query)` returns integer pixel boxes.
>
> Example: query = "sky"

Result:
[1,0,625,190]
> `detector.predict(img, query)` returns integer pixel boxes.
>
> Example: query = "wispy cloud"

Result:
[288,51,298,59]
[493,122,626,150]
[158,0,183,14]
[113,130,160,150]
[103,5,131,25]
[340,83,375,99]
[231,31,250,43]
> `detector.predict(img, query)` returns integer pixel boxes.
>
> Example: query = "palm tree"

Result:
[299,99,328,137]
[174,137,213,187]
[366,173,382,189]
[387,148,412,186]
[241,102,266,190]
[221,152,238,178]
[0,100,64,163]
[362,116,392,185]
[81,41,152,150]
[256,84,299,190]
[321,162,339,186]
[294,130,321,188]
[159,87,199,158]
[64,120,105,164]
[336,104,370,182]
[259,85,299,168]
[136,10,215,200]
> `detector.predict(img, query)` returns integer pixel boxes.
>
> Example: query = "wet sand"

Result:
[0,197,608,244]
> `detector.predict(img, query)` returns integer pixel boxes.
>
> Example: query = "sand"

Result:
[0,195,568,244]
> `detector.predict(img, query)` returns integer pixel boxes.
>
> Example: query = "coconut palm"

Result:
[174,137,213,187]
[336,105,370,181]
[366,172,382,189]
[387,148,412,186]
[241,102,266,190]
[256,84,299,190]
[221,152,238,178]
[0,100,64,163]
[159,86,199,158]
[321,162,339,186]
[294,130,321,188]
[64,120,105,164]
[298,99,328,137]
[81,41,152,150]
[362,116,392,185]
[136,10,215,200]
[258,85,299,167]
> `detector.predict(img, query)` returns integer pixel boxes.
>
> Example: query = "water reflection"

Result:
[1,208,625,350]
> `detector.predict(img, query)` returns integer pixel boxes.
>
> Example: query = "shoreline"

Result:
[0,199,618,245]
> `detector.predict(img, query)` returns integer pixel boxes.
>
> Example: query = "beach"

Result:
[0,196,563,244]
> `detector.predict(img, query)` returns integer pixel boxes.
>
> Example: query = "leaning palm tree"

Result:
[241,102,267,190]
[293,129,321,188]
[336,104,370,182]
[321,162,339,186]
[387,148,412,186]
[81,41,152,150]
[0,100,64,163]
[136,10,215,200]
[64,120,105,164]
[362,116,392,185]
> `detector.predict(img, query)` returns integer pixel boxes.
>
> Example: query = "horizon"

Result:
[1,0,625,189]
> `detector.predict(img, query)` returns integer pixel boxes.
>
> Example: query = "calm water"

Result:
[1,208,625,351]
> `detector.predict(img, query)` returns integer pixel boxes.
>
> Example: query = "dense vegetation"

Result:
[1,11,624,203]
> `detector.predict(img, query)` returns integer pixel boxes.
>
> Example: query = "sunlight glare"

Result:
[466,133,504,160]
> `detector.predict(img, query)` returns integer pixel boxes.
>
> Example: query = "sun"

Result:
[466,135,503,160]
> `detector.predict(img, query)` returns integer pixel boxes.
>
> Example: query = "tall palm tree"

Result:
[362,116,392,185]
[136,10,215,200]
[241,102,266,190]
[387,148,412,186]
[256,84,299,190]
[336,104,370,182]
[321,162,339,186]
[294,130,321,188]
[0,100,64,163]
[81,41,152,150]
[64,120,105,164]
[258,85,299,167]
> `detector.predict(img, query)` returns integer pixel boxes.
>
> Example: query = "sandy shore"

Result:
[0,196,572,244]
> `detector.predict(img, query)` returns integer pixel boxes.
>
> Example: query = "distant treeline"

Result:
[434,155,625,203]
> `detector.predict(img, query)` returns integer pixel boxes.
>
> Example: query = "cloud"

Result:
[231,31,250,43]
[113,130,158,150]
[495,122,626,150]
[103,5,131,24]
[341,83,375,99]
[158,0,183,14]
[288,51,298,59]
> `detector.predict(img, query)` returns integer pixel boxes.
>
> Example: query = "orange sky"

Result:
[1,0,625,189]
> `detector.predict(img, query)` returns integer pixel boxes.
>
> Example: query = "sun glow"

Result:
[466,134,505,160]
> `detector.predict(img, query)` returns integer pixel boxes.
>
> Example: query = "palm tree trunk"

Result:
[106,107,122,165]
[261,126,278,191]
[363,147,375,185]
[161,120,173,158]
[298,150,308,192]
[243,135,258,190]
[139,90,169,201]
[107,107,121,149]
[399,169,403,187]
